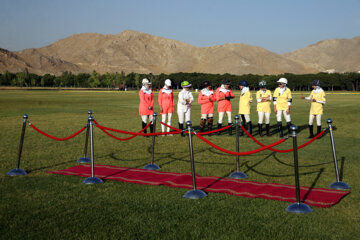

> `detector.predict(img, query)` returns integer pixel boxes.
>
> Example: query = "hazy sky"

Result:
[1,0,359,53]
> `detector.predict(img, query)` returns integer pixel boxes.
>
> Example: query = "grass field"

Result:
[0,90,359,239]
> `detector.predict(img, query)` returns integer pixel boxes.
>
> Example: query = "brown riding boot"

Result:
[208,117,213,136]
[199,119,206,132]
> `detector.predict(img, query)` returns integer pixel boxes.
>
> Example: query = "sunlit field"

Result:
[0,90,359,239]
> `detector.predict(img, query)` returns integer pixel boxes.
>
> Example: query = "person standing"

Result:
[198,81,216,133]
[238,80,253,135]
[256,80,272,137]
[301,79,326,138]
[273,78,292,138]
[158,79,175,136]
[177,81,194,137]
[216,79,235,135]
[139,78,154,133]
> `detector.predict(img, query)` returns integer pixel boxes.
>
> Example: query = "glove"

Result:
[148,106,153,110]
[225,96,232,101]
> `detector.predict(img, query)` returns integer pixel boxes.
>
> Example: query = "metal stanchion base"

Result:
[144,163,160,170]
[7,168,27,176]
[286,202,313,214]
[82,177,103,184]
[229,171,248,179]
[329,181,350,190]
[77,157,91,163]
[183,189,207,199]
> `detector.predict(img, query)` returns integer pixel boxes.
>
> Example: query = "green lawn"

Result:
[0,90,359,239]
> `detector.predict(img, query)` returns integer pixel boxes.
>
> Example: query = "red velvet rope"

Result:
[159,121,231,135]
[240,125,325,153]
[94,120,152,141]
[195,134,286,156]
[96,123,181,136]
[29,123,86,141]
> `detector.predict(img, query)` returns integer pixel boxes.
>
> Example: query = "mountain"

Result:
[1,30,359,75]
[283,36,360,72]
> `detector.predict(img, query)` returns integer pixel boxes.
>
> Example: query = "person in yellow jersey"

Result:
[238,80,253,135]
[273,78,292,138]
[256,80,272,137]
[301,79,326,138]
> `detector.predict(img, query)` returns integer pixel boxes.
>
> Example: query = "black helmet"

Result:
[203,81,211,88]
[312,79,321,86]
[239,80,249,87]
[222,79,231,85]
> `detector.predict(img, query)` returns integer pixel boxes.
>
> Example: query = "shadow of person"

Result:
[302,168,325,202]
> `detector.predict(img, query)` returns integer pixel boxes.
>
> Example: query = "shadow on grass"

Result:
[302,168,325,202]
[273,153,333,168]
[340,156,345,181]
[243,152,324,177]
[26,159,75,173]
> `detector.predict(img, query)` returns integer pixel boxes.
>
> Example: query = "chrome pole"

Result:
[327,119,350,190]
[144,113,160,170]
[77,110,92,163]
[229,115,247,179]
[286,125,312,213]
[183,121,207,199]
[7,114,28,176]
[83,115,103,184]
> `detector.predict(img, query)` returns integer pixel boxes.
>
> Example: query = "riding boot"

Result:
[150,123,154,133]
[217,123,222,136]
[266,124,270,136]
[179,123,185,137]
[199,119,206,132]
[308,125,314,138]
[208,117,213,136]
[286,122,292,135]
[258,124,263,137]
[316,125,322,139]
[277,121,283,138]
[228,123,233,136]
[142,121,147,134]
[247,121,253,135]
[240,121,245,136]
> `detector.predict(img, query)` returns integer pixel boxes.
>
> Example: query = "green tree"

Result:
[88,71,100,88]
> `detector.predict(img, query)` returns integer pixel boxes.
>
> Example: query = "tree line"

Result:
[0,69,359,91]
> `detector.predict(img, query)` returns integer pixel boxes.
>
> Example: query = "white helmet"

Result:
[142,78,151,85]
[277,78,288,85]
[164,79,172,86]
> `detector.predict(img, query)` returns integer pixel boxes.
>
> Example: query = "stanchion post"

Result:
[183,121,207,199]
[7,114,28,176]
[327,119,350,190]
[77,110,92,163]
[229,115,248,179]
[286,125,312,213]
[83,115,103,184]
[144,113,160,170]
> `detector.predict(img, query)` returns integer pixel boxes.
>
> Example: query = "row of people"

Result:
[139,77,326,138]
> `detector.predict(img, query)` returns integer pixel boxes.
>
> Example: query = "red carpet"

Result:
[47,164,350,208]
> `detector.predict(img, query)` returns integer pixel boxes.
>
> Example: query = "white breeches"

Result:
[258,112,270,124]
[161,113,173,132]
[141,115,154,123]
[276,110,291,122]
[201,113,214,119]
[309,114,322,126]
[178,110,191,124]
[218,111,232,124]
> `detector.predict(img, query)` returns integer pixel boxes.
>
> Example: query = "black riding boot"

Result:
[247,121,253,135]
[240,121,245,136]
[277,121,283,138]
[179,123,185,137]
[266,124,270,136]
[286,122,292,135]
[228,123,233,136]
[258,123,263,137]
[142,121,147,134]
[217,123,222,136]
[199,119,206,132]
[316,125,322,139]
[208,117,213,136]
[308,125,314,138]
